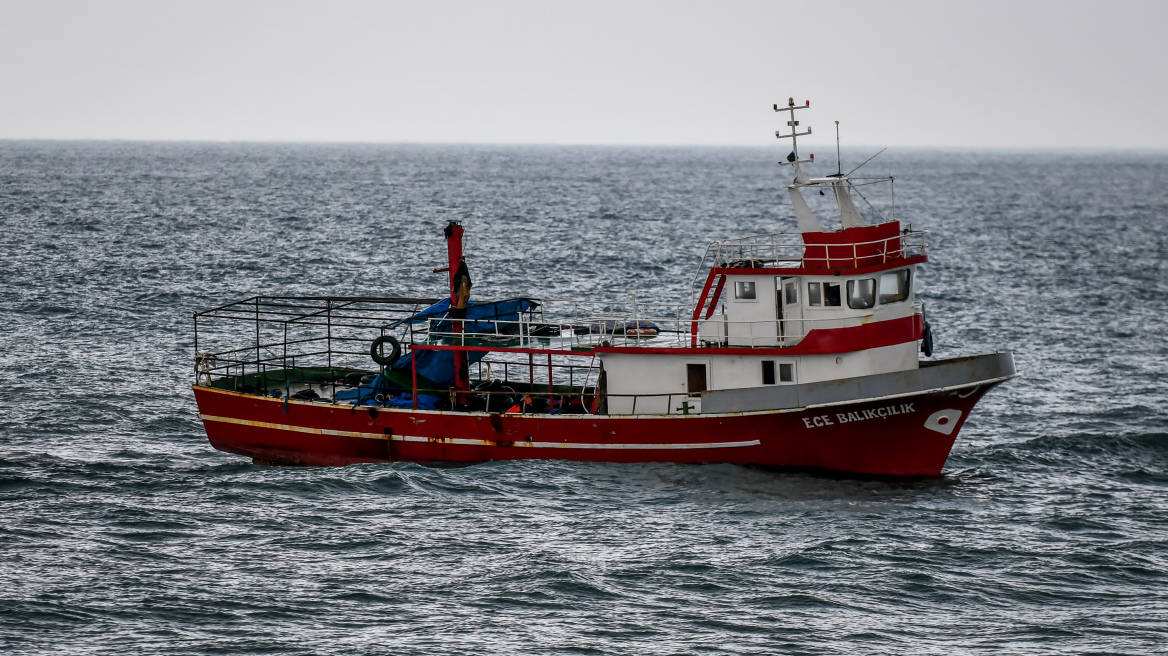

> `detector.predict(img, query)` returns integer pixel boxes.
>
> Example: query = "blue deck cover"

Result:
[387,297,537,386]
[396,297,539,333]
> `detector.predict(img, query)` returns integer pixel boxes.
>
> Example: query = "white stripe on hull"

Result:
[197,413,761,450]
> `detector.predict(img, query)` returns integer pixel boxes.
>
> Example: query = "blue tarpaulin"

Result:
[335,374,399,401]
[384,394,442,410]
[391,349,487,387]
[387,297,537,386]
[382,297,540,387]
[350,393,443,409]
[395,297,539,333]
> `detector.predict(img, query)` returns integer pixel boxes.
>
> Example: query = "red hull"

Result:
[193,382,1001,476]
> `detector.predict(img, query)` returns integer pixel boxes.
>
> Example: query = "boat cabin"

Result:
[600,221,926,415]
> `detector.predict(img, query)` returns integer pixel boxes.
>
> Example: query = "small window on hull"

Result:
[779,363,794,383]
[687,363,707,396]
[762,360,776,385]
[734,281,757,300]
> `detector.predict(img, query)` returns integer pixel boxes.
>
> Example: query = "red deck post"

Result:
[411,350,418,410]
[445,221,471,403]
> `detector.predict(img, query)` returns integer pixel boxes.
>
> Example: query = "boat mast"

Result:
[775,97,813,184]
[775,97,823,232]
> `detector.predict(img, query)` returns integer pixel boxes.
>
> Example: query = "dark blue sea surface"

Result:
[1,142,1166,654]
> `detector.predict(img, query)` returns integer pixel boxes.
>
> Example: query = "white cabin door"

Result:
[777,277,803,346]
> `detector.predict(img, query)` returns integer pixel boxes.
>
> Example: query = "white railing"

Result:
[704,230,927,269]
[414,298,920,351]
[417,303,691,350]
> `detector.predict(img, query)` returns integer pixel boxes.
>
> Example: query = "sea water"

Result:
[1,142,1166,654]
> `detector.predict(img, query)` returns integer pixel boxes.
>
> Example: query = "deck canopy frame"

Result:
[192,295,617,408]
[193,295,440,388]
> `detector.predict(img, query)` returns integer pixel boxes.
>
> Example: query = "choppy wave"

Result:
[1,143,1167,654]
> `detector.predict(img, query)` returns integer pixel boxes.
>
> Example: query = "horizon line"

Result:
[2,137,1167,154]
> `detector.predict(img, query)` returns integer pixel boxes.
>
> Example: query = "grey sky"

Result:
[1,0,1165,148]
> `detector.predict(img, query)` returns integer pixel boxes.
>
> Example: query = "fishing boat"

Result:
[191,98,1015,476]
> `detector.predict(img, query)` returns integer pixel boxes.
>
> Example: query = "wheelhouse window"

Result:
[807,282,822,306]
[879,269,911,304]
[734,280,757,300]
[824,283,841,306]
[847,278,876,309]
[806,282,842,307]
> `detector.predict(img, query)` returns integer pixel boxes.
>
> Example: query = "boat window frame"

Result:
[810,281,843,308]
[733,279,758,302]
[761,360,795,385]
[847,278,877,309]
[779,362,795,383]
[878,268,911,305]
[807,282,823,307]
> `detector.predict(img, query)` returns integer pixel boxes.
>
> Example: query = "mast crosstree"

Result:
[774,97,814,184]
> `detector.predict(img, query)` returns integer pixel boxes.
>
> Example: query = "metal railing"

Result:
[192,291,923,415]
[701,229,926,269]
[411,296,692,350]
[194,295,434,391]
[417,301,920,351]
[192,295,611,412]
[608,392,700,416]
[193,294,920,385]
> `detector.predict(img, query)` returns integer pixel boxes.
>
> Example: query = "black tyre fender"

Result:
[370,335,402,367]
[921,321,934,357]
[474,379,503,392]
[484,385,515,413]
